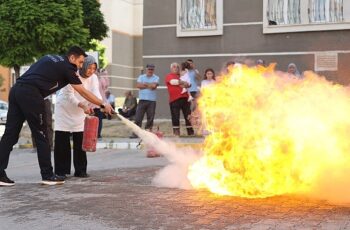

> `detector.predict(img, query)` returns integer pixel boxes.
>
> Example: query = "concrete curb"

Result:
[14,141,204,150]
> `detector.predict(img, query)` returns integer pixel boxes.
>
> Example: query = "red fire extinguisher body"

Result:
[82,116,99,152]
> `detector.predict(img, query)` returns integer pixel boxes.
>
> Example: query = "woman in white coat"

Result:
[54,55,102,178]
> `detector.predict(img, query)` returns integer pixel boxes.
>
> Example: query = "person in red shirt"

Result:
[165,62,194,136]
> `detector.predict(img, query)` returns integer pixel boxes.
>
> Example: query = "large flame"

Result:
[188,64,350,198]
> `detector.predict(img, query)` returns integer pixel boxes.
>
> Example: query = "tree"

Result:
[81,0,109,50]
[0,0,89,78]
[89,39,108,69]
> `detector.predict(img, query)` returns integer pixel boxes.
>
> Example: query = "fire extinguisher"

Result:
[146,127,163,158]
[82,115,99,152]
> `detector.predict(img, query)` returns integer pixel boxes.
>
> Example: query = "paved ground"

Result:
[1,148,350,229]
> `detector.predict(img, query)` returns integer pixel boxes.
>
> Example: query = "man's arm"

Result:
[71,84,113,114]
[136,82,158,90]
[136,82,148,89]
[148,83,158,90]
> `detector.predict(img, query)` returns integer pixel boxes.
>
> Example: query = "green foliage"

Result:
[89,39,108,69]
[0,0,89,76]
[81,0,108,50]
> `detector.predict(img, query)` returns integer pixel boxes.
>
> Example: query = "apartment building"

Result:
[143,0,350,117]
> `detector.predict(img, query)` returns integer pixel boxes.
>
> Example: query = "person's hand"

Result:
[103,103,114,115]
[79,102,93,115]
[83,107,94,115]
[148,83,158,89]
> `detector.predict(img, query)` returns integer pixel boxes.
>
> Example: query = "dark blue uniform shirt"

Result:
[16,55,82,98]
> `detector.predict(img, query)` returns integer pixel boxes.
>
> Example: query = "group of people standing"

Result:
[126,59,217,138]
[128,58,303,138]
[0,46,114,187]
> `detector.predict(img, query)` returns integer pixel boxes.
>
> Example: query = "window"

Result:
[263,0,350,33]
[267,0,301,25]
[177,0,223,37]
[309,0,343,23]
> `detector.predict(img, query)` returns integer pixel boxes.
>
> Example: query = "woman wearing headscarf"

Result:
[287,63,302,78]
[54,55,102,178]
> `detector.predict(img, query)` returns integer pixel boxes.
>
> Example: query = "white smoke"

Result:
[116,114,201,189]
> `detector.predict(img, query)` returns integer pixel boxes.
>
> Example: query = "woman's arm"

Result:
[71,84,113,114]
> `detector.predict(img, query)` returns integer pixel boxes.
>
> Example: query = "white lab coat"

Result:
[54,73,102,132]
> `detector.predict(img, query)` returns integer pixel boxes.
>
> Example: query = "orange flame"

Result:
[188,64,350,198]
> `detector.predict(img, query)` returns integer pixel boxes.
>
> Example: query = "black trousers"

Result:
[54,131,87,176]
[32,99,53,149]
[134,100,156,130]
[93,108,105,138]
[169,97,194,135]
[0,83,53,179]
[118,107,136,118]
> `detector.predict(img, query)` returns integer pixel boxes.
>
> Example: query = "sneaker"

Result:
[0,175,15,186]
[41,175,65,185]
[74,172,89,178]
[56,174,68,180]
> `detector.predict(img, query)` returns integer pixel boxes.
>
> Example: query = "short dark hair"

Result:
[181,62,191,71]
[67,46,87,57]
[186,59,193,63]
[226,61,235,67]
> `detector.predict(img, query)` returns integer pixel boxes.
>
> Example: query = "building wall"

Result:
[143,0,350,118]
[100,0,143,97]
[0,66,11,102]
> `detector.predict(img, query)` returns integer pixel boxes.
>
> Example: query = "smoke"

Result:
[116,114,201,189]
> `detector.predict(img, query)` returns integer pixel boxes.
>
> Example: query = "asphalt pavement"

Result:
[1,147,350,229]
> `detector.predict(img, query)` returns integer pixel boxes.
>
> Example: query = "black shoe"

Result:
[0,174,15,186]
[74,172,89,178]
[129,134,138,139]
[41,175,65,185]
[56,174,68,180]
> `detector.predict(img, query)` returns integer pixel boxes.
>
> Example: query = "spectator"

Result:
[256,59,266,67]
[225,60,236,73]
[94,69,110,138]
[118,90,137,119]
[105,90,115,109]
[199,68,216,136]
[180,62,193,101]
[105,90,116,120]
[201,68,216,88]
[165,62,194,136]
[129,64,159,138]
[54,55,102,178]
[287,63,302,78]
[186,59,201,110]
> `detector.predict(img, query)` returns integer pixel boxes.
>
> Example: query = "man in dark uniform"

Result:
[0,46,113,186]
